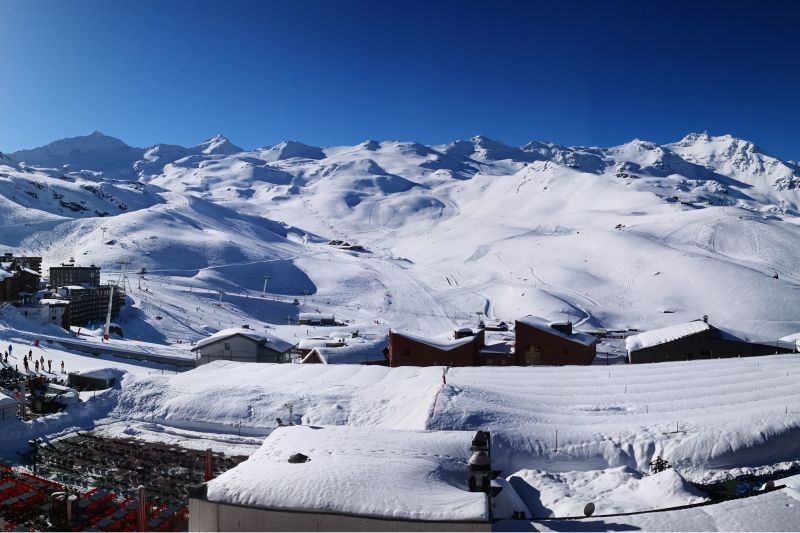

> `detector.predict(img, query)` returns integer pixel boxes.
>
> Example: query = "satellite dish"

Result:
[584,502,595,517]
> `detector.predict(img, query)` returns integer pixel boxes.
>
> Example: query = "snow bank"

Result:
[206,425,488,521]
[625,321,710,352]
[110,361,442,433]
[508,466,707,517]
[520,485,800,532]
[430,355,800,475]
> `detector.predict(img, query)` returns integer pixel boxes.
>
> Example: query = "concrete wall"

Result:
[514,322,596,366]
[189,498,490,532]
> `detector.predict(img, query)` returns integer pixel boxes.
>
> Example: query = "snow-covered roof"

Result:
[21,267,39,276]
[391,329,478,351]
[479,341,514,355]
[39,298,70,305]
[296,337,330,350]
[0,391,15,409]
[298,312,335,321]
[302,339,388,365]
[0,267,15,282]
[72,367,127,381]
[516,316,597,347]
[779,332,800,351]
[625,321,710,352]
[192,328,295,353]
[205,425,488,521]
[712,326,795,350]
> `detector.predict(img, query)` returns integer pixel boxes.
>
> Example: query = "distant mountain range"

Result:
[2,130,799,341]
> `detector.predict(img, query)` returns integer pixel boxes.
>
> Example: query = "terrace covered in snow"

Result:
[196,425,488,529]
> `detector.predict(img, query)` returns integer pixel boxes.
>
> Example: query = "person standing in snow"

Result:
[60,360,65,373]
[40,355,44,368]
[47,359,52,373]
[8,344,12,355]
[22,355,27,370]
[34,360,39,373]
[28,349,32,359]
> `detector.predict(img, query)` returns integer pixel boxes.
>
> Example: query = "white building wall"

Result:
[189,499,490,532]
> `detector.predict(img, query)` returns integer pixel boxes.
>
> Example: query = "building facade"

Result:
[56,285,125,327]
[191,329,295,365]
[626,320,795,364]
[388,330,485,367]
[514,316,597,366]
[0,254,42,302]
[49,264,101,288]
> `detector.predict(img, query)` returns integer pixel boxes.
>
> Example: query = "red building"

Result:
[388,329,485,367]
[514,316,597,365]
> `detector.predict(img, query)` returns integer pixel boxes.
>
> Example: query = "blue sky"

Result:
[1,0,798,159]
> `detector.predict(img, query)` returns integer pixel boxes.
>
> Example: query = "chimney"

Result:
[550,321,573,335]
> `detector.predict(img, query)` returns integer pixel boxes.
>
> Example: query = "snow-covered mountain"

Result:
[2,131,799,342]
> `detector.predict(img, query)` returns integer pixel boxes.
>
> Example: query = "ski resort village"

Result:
[0,128,798,532]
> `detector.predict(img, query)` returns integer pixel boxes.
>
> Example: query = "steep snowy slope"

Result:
[10,131,144,179]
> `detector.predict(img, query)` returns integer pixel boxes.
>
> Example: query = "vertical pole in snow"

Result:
[555,429,558,453]
[103,285,114,341]
[262,276,270,298]
[204,448,214,481]
[676,421,679,433]
[137,485,147,532]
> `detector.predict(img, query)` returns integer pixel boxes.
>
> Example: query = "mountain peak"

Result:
[260,140,325,162]
[195,134,243,155]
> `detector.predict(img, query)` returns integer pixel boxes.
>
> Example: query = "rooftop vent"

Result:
[550,321,573,335]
